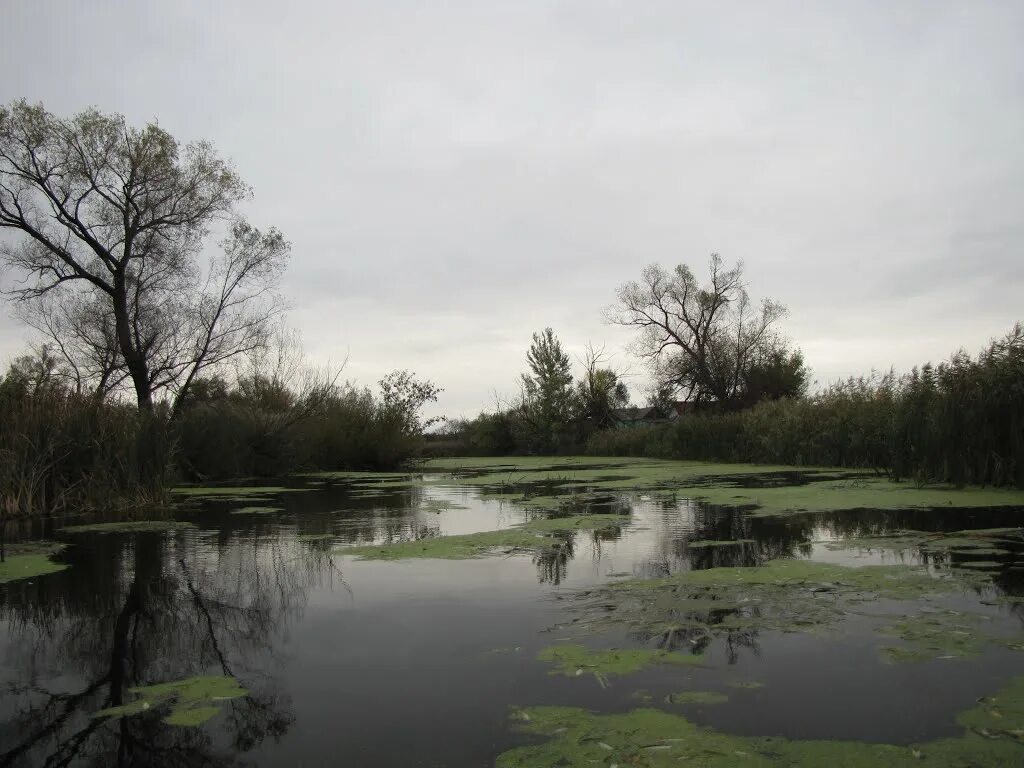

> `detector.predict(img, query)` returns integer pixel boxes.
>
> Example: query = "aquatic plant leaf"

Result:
[93,675,248,727]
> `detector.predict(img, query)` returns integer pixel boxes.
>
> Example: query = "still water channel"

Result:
[3,460,1024,766]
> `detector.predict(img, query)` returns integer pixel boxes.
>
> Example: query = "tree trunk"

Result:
[110,277,153,413]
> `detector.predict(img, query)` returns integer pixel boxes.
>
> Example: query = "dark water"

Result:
[2,474,1024,766]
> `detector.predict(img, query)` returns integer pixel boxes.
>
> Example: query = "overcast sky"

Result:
[1,1,1022,418]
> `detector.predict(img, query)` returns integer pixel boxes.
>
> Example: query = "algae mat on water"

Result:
[93,675,248,727]
[497,674,1024,767]
[337,513,629,560]
[58,520,195,534]
[424,457,1024,516]
[556,559,1018,665]
[0,542,68,584]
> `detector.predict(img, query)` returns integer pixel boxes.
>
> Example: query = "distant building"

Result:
[666,401,696,420]
[610,401,696,428]
[609,406,662,428]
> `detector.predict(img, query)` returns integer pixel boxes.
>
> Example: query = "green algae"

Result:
[498,674,1024,766]
[228,506,284,515]
[665,690,728,705]
[537,644,704,680]
[93,675,247,727]
[0,542,68,584]
[338,514,629,561]
[58,520,195,534]
[670,558,948,598]
[425,456,1024,517]
[878,610,988,663]
[172,485,310,497]
[559,559,995,665]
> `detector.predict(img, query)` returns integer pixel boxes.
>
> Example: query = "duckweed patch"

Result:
[338,514,629,561]
[425,456,1024,517]
[93,675,248,727]
[826,527,1023,565]
[0,542,68,584]
[665,690,728,705]
[229,506,284,515]
[555,559,1004,660]
[879,611,986,663]
[500,676,1024,767]
[172,486,310,497]
[58,520,195,534]
[538,644,704,681]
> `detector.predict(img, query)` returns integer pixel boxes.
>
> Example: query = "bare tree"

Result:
[607,254,787,407]
[0,100,289,415]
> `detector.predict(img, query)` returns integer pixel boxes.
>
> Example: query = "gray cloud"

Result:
[2,1,1022,417]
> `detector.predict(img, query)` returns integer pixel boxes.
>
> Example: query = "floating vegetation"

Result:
[338,513,629,561]
[93,675,248,727]
[552,559,1015,664]
[664,690,728,705]
[58,520,195,534]
[537,644,703,683]
[228,506,284,515]
[0,542,68,584]
[425,457,1024,517]
[172,485,310,497]
[498,674,1024,766]
[825,527,1023,563]
[878,610,990,663]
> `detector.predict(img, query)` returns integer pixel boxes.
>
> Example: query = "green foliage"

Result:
[576,366,630,427]
[738,347,809,407]
[516,328,577,453]
[0,361,169,520]
[587,324,1024,487]
[175,370,442,479]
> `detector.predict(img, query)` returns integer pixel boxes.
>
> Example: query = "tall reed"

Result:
[586,324,1024,488]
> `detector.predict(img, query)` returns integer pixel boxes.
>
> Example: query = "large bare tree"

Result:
[608,254,788,407]
[0,100,289,414]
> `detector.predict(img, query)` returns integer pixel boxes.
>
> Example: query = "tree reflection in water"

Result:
[0,528,341,767]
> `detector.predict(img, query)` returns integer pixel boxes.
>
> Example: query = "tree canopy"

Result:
[0,100,288,414]
[609,254,806,409]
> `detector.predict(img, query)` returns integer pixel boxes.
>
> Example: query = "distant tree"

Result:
[0,345,68,397]
[0,100,289,415]
[576,344,629,428]
[738,347,809,407]
[378,370,443,436]
[517,328,575,452]
[608,254,793,409]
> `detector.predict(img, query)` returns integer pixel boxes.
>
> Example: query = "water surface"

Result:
[3,462,1024,766]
